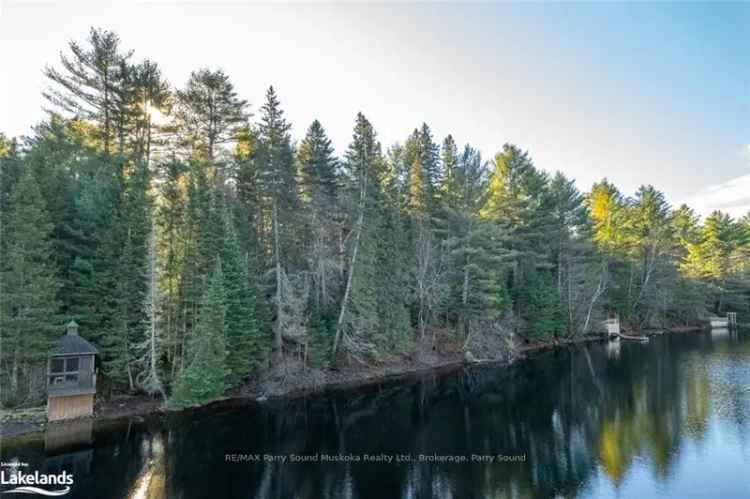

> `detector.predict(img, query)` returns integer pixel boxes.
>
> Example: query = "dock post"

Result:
[727,312,737,327]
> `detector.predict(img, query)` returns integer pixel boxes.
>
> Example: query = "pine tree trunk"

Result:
[145,113,152,167]
[462,260,470,339]
[146,232,166,401]
[273,198,283,360]
[582,266,607,334]
[11,349,19,399]
[567,257,574,329]
[103,63,111,156]
[127,363,134,392]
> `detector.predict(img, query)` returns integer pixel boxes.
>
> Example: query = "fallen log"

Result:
[610,332,649,342]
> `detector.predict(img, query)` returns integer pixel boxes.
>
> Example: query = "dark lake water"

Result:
[3,329,749,498]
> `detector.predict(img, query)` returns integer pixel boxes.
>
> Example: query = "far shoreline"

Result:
[0,325,707,442]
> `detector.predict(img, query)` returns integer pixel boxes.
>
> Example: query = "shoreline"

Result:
[0,326,705,441]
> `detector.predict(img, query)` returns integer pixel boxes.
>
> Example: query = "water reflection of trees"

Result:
[2,331,748,499]
[155,333,731,499]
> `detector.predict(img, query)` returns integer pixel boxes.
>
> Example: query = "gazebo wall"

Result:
[48,394,94,421]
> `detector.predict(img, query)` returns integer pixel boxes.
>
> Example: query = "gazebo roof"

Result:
[51,321,99,356]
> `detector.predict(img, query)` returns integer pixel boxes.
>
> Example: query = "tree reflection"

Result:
[2,331,748,499]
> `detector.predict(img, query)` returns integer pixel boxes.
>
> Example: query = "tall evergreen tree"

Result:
[548,172,588,290]
[333,113,383,359]
[174,69,249,163]
[334,113,411,361]
[589,179,626,255]
[176,162,214,370]
[545,173,605,336]
[297,119,339,302]
[0,170,60,405]
[623,185,674,326]
[156,157,188,377]
[407,157,427,216]
[99,159,153,390]
[480,144,556,335]
[170,261,229,408]
[402,124,440,216]
[0,134,22,229]
[256,86,298,360]
[131,59,171,164]
[439,135,460,208]
[44,27,133,156]
[682,211,746,314]
[297,120,340,364]
[435,210,510,339]
[220,208,266,385]
[234,125,264,247]
[298,120,338,207]
[135,227,166,400]
[418,123,441,203]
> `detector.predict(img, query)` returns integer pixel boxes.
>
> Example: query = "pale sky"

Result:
[1,1,748,217]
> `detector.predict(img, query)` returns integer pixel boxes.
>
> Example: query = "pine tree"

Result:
[666,204,706,323]
[546,172,605,336]
[177,162,213,363]
[256,86,298,360]
[481,144,552,237]
[439,135,460,208]
[673,204,701,248]
[99,229,136,389]
[0,135,22,231]
[682,211,746,314]
[435,208,510,339]
[98,159,153,390]
[135,228,166,400]
[418,123,441,205]
[298,120,338,207]
[407,157,427,216]
[378,204,414,353]
[15,118,107,336]
[516,269,563,340]
[434,143,504,339]
[400,124,441,215]
[334,113,411,361]
[297,119,340,308]
[234,126,265,251]
[220,209,266,385]
[174,69,249,163]
[455,145,488,211]
[156,158,188,378]
[333,113,383,359]
[623,185,674,326]
[480,144,554,333]
[170,261,229,408]
[297,120,340,364]
[131,59,171,164]
[44,27,133,156]
[589,179,626,255]
[0,170,60,405]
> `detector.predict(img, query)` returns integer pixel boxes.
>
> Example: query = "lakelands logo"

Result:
[0,469,73,496]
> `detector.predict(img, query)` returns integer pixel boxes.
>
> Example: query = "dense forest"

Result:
[1,28,749,409]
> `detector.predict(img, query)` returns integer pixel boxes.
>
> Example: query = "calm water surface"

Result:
[2,329,749,498]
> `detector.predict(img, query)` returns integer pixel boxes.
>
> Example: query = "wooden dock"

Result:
[710,313,738,329]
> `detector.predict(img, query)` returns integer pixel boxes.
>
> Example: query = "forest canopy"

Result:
[1,28,748,409]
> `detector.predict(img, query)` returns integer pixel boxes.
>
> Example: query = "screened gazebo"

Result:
[47,321,99,421]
